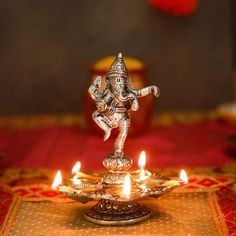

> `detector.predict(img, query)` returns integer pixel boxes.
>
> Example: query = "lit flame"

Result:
[123,175,131,198]
[138,151,146,169]
[180,169,188,184]
[52,170,62,190]
[138,151,147,180]
[73,175,81,185]
[72,161,81,175]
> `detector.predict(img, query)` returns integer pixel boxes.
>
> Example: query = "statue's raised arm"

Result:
[88,75,102,100]
[128,82,160,98]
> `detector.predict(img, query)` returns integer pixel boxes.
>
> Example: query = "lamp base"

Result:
[84,199,151,226]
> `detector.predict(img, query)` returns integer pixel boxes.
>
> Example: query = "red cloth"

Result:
[149,0,198,16]
[0,120,235,171]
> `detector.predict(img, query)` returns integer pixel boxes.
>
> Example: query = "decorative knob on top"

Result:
[106,52,129,79]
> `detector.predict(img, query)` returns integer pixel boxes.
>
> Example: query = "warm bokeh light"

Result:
[72,161,81,174]
[180,169,188,184]
[52,170,62,190]
[73,175,81,185]
[138,151,146,169]
[123,175,131,198]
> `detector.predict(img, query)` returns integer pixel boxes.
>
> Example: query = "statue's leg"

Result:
[92,111,111,141]
[115,119,130,156]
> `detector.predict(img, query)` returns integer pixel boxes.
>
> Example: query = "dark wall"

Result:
[0,0,233,114]
[231,0,236,68]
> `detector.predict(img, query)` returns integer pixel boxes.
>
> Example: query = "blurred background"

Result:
[0,0,236,171]
[0,0,235,114]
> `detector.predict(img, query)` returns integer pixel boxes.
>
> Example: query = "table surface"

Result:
[0,166,236,236]
[0,112,235,235]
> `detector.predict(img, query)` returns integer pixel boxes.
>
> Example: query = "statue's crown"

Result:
[106,53,129,79]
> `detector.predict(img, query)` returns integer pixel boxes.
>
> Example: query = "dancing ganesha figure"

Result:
[88,53,160,156]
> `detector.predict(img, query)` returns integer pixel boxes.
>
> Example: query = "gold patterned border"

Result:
[0,195,22,236]
[208,192,229,236]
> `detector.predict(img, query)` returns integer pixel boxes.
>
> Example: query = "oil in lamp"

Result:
[52,53,188,225]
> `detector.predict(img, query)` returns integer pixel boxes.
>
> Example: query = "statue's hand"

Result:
[131,99,139,111]
[94,76,102,88]
[96,100,107,112]
[88,76,102,96]
[150,86,160,97]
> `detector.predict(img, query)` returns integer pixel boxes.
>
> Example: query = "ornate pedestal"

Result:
[84,153,150,225]
[85,199,151,226]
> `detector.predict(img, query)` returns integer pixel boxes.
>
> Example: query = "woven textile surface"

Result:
[8,192,226,236]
